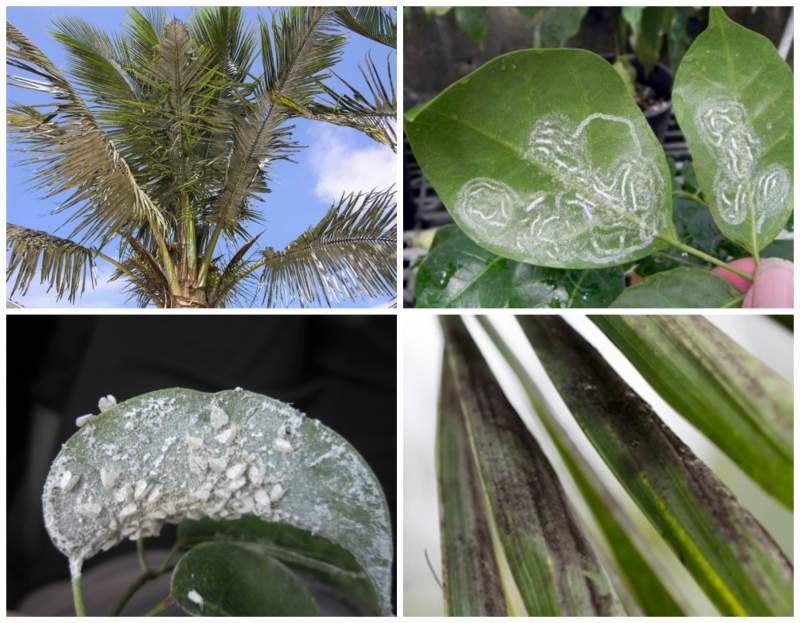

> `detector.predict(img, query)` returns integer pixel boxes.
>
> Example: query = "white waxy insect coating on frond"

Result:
[41,388,393,615]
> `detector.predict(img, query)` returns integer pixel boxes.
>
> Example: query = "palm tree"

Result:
[6,7,397,308]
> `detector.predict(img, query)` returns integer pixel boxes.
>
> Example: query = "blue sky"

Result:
[6,6,397,308]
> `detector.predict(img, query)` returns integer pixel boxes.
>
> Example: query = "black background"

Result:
[6,315,397,609]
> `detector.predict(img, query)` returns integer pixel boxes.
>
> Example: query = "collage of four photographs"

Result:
[4,3,795,618]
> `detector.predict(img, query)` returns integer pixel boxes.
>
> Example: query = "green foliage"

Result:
[672,7,793,258]
[440,317,624,616]
[171,542,319,615]
[437,361,507,615]
[415,225,625,308]
[439,316,793,615]
[611,267,743,307]
[258,188,396,307]
[178,517,382,614]
[592,315,792,507]
[7,7,397,307]
[518,317,793,615]
[478,317,685,616]
[528,7,588,48]
[407,7,793,307]
[452,8,489,44]
[405,49,674,269]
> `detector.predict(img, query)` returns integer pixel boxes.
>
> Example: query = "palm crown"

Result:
[7,6,397,308]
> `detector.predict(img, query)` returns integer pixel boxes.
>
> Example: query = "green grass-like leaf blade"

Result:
[477,316,685,615]
[440,317,624,616]
[592,315,792,507]
[437,359,508,616]
[518,316,793,616]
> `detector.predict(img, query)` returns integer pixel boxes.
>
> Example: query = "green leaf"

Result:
[611,267,743,307]
[415,224,626,308]
[761,238,793,260]
[477,317,685,616]
[440,317,624,616]
[177,516,382,614]
[622,7,674,76]
[171,541,319,615]
[672,7,793,257]
[530,7,588,48]
[592,315,792,507]
[667,7,694,70]
[453,7,489,44]
[405,49,675,269]
[437,360,507,615]
[41,388,393,614]
[517,316,794,616]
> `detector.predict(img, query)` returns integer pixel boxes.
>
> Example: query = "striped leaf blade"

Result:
[437,357,508,616]
[518,316,793,616]
[440,317,624,616]
[477,316,684,616]
[592,315,792,507]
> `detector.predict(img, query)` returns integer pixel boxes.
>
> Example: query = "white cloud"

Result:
[8,264,131,308]
[309,126,396,203]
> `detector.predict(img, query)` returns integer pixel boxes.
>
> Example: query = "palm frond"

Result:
[258,187,397,307]
[51,16,142,106]
[333,7,397,48]
[124,7,166,67]
[276,52,397,150]
[189,6,257,83]
[6,223,96,303]
[7,22,167,243]
[199,7,346,282]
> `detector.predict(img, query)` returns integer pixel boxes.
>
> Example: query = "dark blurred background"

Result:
[7,315,396,612]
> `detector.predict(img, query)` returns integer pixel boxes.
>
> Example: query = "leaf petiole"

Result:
[108,542,181,616]
[661,237,754,282]
[72,576,88,616]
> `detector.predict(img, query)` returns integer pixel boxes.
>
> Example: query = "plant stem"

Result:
[145,595,174,617]
[671,189,709,208]
[108,543,181,616]
[663,238,754,282]
[72,576,88,616]
[137,537,149,573]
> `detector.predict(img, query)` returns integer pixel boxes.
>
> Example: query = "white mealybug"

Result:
[133,479,149,500]
[215,425,238,444]
[114,483,133,503]
[269,483,286,502]
[78,501,102,517]
[274,438,293,453]
[248,463,265,486]
[228,477,247,491]
[209,405,229,430]
[188,452,209,475]
[226,463,247,480]
[185,435,203,450]
[254,489,272,511]
[146,486,162,505]
[98,395,117,412]
[60,471,80,492]
[100,467,118,490]
[208,457,226,473]
[75,414,95,428]
[187,590,204,609]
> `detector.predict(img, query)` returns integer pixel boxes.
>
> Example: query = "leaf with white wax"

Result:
[672,7,793,256]
[405,49,675,269]
[41,388,393,615]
